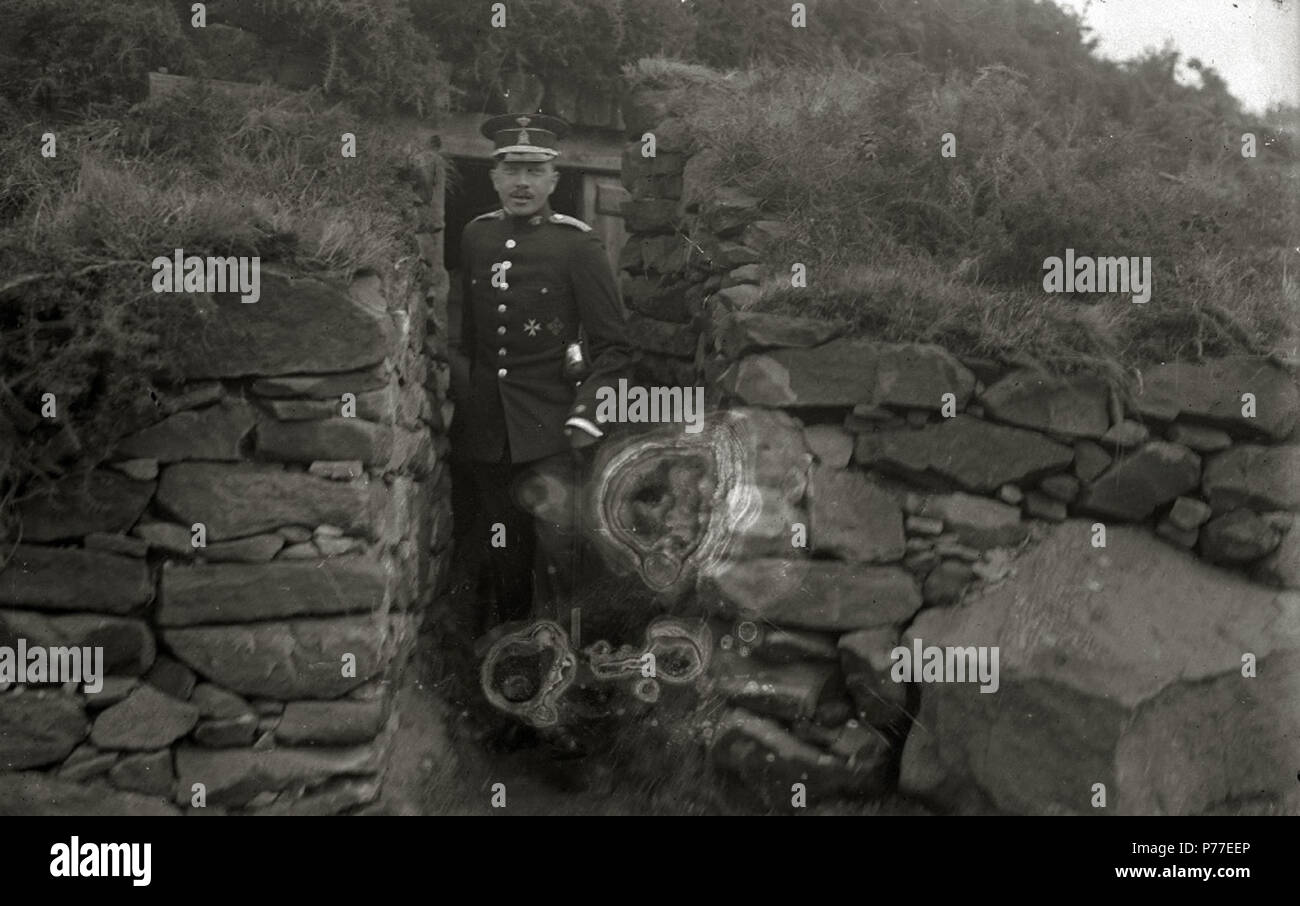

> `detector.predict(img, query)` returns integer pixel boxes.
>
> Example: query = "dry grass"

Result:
[656,55,1299,376]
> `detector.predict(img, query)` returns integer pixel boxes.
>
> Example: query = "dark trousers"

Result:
[468,449,582,633]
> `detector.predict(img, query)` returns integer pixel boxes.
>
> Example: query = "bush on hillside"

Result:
[0,83,427,524]
[647,53,1297,374]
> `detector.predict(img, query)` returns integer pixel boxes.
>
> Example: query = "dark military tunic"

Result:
[455,203,635,464]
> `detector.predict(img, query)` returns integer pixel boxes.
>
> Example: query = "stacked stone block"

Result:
[614,85,1300,813]
[0,150,452,815]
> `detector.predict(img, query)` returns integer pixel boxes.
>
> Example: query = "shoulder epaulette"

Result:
[471,209,506,222]
[548,213,592,232]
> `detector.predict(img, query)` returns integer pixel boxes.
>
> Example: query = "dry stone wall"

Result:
[0,150,453,816]
[617,86,1300,814]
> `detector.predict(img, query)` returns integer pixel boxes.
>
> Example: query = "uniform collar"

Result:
[508,202,553,227]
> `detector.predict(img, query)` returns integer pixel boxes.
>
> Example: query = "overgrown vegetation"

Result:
[633,44,1298,374]
[0,80,427,524]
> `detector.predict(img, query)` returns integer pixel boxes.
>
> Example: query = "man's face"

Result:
[491,160,559,217]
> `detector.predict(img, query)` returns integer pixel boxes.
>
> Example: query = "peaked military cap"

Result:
[480,112,569,162]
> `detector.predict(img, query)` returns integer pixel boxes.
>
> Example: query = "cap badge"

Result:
[517,129,530,144]
[515,116,531,127]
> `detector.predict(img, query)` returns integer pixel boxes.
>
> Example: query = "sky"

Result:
[1053,0,1300,113]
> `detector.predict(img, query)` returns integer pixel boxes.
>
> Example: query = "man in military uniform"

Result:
[451,112,635,636]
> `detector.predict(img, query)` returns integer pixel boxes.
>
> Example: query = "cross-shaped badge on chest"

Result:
[547,317,565,336]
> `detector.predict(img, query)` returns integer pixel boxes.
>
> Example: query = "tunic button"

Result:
[497,304,507,313]
[505,239,516,249]
[498,348,507,356]
[497,368,507,378]
[496,326,506,335]
[540,287,548,294]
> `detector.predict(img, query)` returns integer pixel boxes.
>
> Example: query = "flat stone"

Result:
[903,550,939,575]
[173,737,385,807]
[1198,510,1281,564]
[0,546,152,614]
[277,526,313,543]
[111,459,159,481]
[84,677,138,710]
[1165,423,1233,452]
[1072,440,1112,482]
[279,541,320,559]
[712,311,841,360]
[308,460,365,481]
[622,198,682,233]
[713,284,761,310]
[162,617,389,699]
[1132,356,1298,440]
[700,187,761,233]
[979,369,1110,438]
[1101,419,1149,449]
[855,416,1073,493]
[623,315,697,357]
[723,264,762,286]
[256,418,393,467]
[806,464,905,563]
[915,492,1027,549]
[710,652,841,723]
[108,749,174,798]
[193,714,258,748]
[740,219,790,249]
[159,556,386,626]
[57,744,118,781]
[1039,474,1080,502]
[315,536,363,557]
[1023,490,1068,521]
[90,684,198,750]
[250,366,389,399]
[13,471,153,542]
[1254,514,1300,588]
[922,559,975,607]
[0,610,155,676]
[157,381,224,415]
[200,533,284,563]
[0,773,181,815]
[115,399,255,461]
[1167,496,1213,532]
[1075,442,1202,521]
[156,463,378,542]
[83,533,149,558]
[723,340,974,410]
[1155,519,1198,548]
[801,425,853,469]
[132,521,196,557]
[155,266,395,380]
[899,521,1300,815]
[276,699,387,746]
[838,628,908,729]
[191,683,253,720]
[0,690,88,770]
[710,707,889,798]
[744,627,840,663]
[703,559,921,631]
[145,655,196,700]
[1202,445,1300,512]
[998,484,1024,506]
[905,516,944,535]
[972,548,1014,582]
